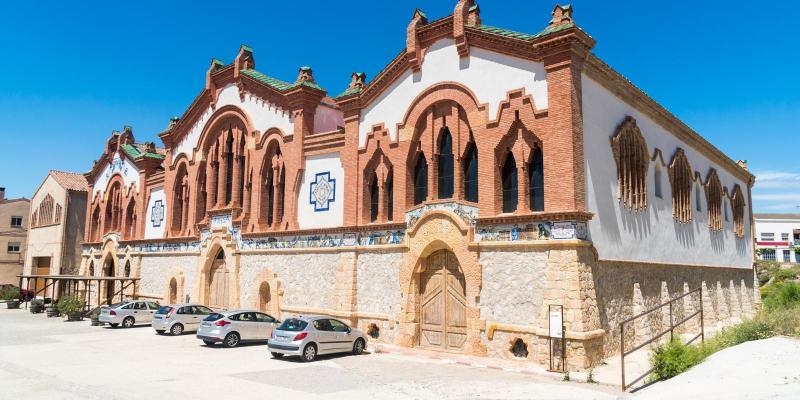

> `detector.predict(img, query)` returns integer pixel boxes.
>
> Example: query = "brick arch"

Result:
[198,234,239,309]
[168,158,191,236]
[397,209,486,355]
[193,105,255,161]
[398,82,485,142]
[361,147,394,223]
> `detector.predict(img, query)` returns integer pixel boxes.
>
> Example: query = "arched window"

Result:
[669,149,693,223]
[437,128,454,199]
[706,169,723,232]
[654,164,663,199]
[611,116,649,211]
[386,170,393,221]
[237,138,246,206]
[528,146,544,211]
[260,144,284,228]
[695,184,702,212]
[731,185,746,238]
[88,261,94,277]
[501,151,518,213]
[90,205,101,241]
[224,133,234,205]
[196,168,207,224]
[413,152,428,205]
[171,163,190,235]
[463,141,478,203]
[369,172,379,222]
[124,260,131,278]
[125,200,136,239]
[105,182,122,234]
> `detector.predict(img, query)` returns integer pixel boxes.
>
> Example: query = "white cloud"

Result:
[752,193,800,202]
[754,170,800,189]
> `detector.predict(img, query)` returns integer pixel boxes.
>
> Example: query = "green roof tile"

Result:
[334,86,362,99]
[241,68,325,92]
[120,143,165,160]
[474,21,575,41]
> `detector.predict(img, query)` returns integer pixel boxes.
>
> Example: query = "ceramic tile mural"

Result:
[475,221,587,242]
[406,202,479,229]
[240,229,405,250]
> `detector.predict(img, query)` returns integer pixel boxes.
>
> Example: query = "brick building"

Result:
[74,3,757,368]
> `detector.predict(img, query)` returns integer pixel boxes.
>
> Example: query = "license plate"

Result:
[154,315,163,319]
[277,336,290,342]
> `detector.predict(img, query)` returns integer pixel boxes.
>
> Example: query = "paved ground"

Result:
[632,336,800,400]
[0,308,618,400]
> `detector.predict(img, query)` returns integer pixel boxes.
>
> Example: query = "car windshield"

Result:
[277,318,308,332]
[156,306,173,315]
[204,313,225,322]
[108,302,127,308]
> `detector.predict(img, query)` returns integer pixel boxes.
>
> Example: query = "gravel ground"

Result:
[632,336,800,400]
[0,308,618,400]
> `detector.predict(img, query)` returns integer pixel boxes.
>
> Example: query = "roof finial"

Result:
[296,66,315,84]
[549,4,574,29]
[350,72,366,90]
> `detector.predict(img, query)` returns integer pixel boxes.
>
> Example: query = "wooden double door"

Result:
[208,258,229,310]
[419,250,467,350]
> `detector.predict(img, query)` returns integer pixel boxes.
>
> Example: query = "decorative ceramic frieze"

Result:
[406,202,479,230]
[475,221,587,242]
[240,229,405,250]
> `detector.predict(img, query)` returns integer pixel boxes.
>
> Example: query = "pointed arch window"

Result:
[528,146,544,211]
[501,151,518,213]
[224,134,234,205]
[731,185,746,238]
[611,116,649,211]
[654,164,663,199]
[386,170,394,221]
[171,164,190,235]
[705,169,723,232]
[125,200,137,240]
[463,141,478,203]
[369,172,379,222]
[437,128,454,199]
[669,149,693,223]
[260,145,284,228]
[413,152,428,205]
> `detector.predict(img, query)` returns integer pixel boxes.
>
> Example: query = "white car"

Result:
[196,310,279,347]
[99,300,160,328]
[152,304,214,335]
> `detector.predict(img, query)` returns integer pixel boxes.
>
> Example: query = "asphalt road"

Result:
[0,307,618,400]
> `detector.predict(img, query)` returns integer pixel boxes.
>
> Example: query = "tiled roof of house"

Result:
[241,69,325,92]
[49,170,88,192]
[120,143,166,160]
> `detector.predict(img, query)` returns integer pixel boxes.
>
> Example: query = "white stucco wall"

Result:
[359,38,548,147]
[239,253,339,310]
[356,251,403,316]
[174,84,295,162]
[93,154,139,195]
[144,187,167,239]
[296,153,345,229]
[479,250,547,325]
[138,254,198,302]
[582,74,752,268]
[313,103,343,134]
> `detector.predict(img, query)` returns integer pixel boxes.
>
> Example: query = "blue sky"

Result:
[0,1,798,212]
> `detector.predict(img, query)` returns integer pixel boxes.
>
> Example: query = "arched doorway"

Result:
[168,278,178,304]
[258,282,271,313]
[103,256,116,304]
[419,249,467,350]
[208,250,228,310]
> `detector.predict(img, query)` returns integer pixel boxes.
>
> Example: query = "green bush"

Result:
[56,296,85,315]
[711,320,774,349]
[1,287,19,301]
[774,267,800,282]
[759,305,800,336]
[649,339,706,380]
[762,282,800,311]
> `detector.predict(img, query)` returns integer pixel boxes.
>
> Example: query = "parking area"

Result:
[0,308,619,400]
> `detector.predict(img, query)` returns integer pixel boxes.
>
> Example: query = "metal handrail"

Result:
[620,287,704,391]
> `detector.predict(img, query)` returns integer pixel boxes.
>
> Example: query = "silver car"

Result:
[268,316,367,362]
[153,304,215,335]
[196,310,279,348]
[99,300,161,328]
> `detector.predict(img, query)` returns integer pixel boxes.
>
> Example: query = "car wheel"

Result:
[155,330,165,335]
[223,332,240,348]
[170,323,184,336]
[301,343,317,362]
[122,317,135,328]
[109,323,119,328]
[202,340,216,346]
[352,338,365,355]
[270,352,284,359]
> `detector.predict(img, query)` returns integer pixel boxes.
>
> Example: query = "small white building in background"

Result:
[754,214,800,263]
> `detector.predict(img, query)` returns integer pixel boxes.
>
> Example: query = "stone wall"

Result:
[239,252,339,311]
[478,250,548,326]
[138,254,198,301]
[592,261,758,359]
[355,251,403,316]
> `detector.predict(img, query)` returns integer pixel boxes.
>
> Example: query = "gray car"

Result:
[99,300,161,328]
[268,316,367,362]
[196,310,279,348]
[152,304,215,335]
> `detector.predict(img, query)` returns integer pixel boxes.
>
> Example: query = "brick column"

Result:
[518,163,530,212]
